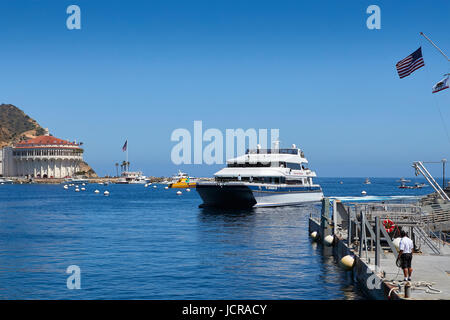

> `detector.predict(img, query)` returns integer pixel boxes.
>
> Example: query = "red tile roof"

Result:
[15,136,80,148]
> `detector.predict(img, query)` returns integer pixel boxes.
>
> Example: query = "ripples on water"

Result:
[0,178,430,299]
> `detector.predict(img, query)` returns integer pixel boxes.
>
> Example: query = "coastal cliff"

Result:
[0,104,97,177]
[0,104,46,148]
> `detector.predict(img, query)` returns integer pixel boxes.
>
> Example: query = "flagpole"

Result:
[420,32,450,61]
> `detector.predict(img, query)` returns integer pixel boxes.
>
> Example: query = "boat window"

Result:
[286,179,303,185]
[227,162,271,168]
[246,148,299,155]
[286,163,301,170]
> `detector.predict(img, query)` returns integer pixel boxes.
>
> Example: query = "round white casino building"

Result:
[5,135,84,179]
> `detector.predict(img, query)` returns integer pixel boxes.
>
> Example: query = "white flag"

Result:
[432,75,449,93]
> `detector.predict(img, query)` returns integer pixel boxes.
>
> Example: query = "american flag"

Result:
[396,47,425,79]
[122,140,127,152]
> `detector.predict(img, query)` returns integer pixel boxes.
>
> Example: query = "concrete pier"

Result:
[309,198,450,300]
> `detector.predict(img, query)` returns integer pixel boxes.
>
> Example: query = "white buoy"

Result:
[176,191,182,195]
[94,190,100,194]
[153,185,157,188]
[82,183,86,186]
[361,190,367,196]
[164,186,169,190]
[144,184,148,187]
[392,237,401,252]
[104,190,110,196]
[310,231,318,240]
[186,188,191,192]
[75,188,80,192]
[324,235,334,246]
[81,187,86,191]
[339,255,355,271]
[63,185,69,189]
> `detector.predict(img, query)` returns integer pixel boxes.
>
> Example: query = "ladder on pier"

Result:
[413,161,450,201]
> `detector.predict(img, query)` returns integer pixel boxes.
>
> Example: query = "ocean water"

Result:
[0,178,432,300]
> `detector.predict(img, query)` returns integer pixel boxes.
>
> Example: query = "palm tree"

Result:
[121,160,127,172]
[115,163,119,177]
[126,161,130,172]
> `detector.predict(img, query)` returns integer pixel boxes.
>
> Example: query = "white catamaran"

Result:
[196,143,323,208]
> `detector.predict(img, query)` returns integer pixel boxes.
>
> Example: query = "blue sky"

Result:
[1,0,450,177]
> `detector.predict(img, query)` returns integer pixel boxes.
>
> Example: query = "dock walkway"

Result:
[309,198,450,300]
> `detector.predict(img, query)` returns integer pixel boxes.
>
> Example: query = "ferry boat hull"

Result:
[197,183,257,208]
[197,182,323,208]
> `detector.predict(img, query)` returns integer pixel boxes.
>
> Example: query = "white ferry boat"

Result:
[196,143,323,208]
[116,171,150,184]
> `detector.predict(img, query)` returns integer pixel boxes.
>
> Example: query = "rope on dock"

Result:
[386,280,443,295]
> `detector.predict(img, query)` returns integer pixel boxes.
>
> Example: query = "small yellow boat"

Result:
[169,177,196,188]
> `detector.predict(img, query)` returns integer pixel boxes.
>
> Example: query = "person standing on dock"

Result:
[398,230,414,281]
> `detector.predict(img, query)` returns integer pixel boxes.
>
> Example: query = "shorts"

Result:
[400,253,412,269]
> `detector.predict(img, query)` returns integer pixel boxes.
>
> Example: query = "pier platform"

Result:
[309,198,450,300]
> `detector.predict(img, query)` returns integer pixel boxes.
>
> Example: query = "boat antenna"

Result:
[419,32,450,61]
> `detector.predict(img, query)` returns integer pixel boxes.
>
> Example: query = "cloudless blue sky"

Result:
[1,0,450,177]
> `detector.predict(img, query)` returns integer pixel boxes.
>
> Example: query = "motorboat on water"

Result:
[364,178,371,185]
[0,178,14,184]
[196,143,324,208]
[397,178,412,189]
[166,170,198,188]
[413,182,427,189]
[169,177,197,188]
[63,177,89,184]
[116,171,151,184]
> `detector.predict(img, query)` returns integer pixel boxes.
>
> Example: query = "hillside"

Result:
[0,104,46,147]
[0,104,97,177]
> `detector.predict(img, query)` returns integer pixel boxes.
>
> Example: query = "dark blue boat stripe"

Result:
[248,185,322,193]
